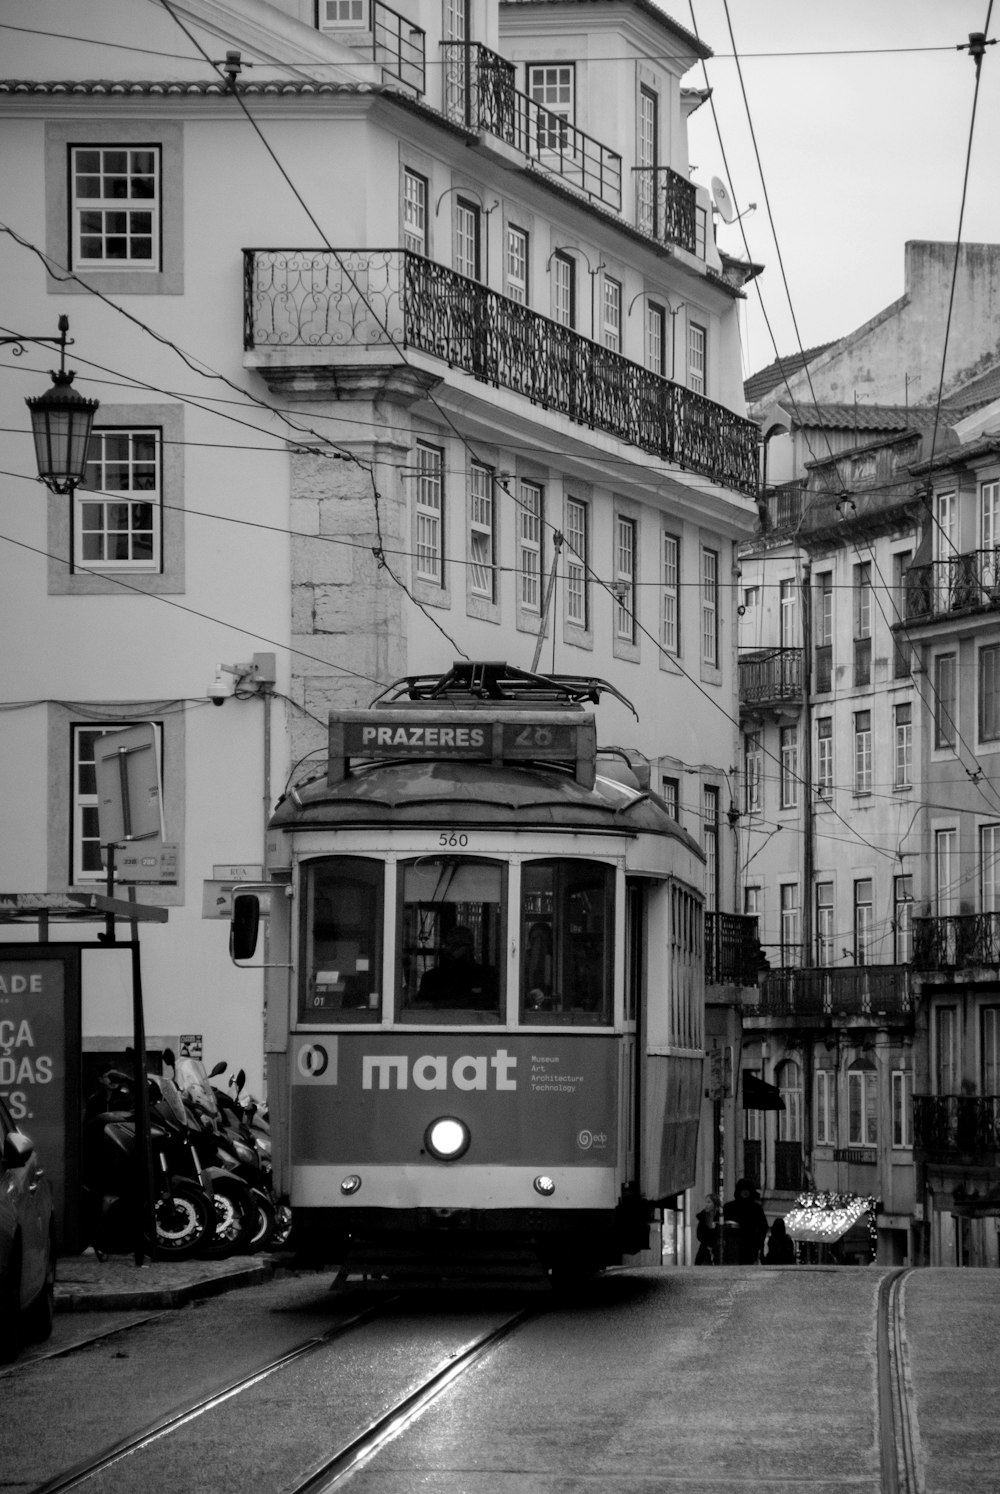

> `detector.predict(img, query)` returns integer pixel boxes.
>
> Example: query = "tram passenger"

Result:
[417,926,497,1010]
[525,922,553,1009]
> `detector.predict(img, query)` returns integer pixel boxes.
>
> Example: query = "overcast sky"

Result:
[683,0,1000,381]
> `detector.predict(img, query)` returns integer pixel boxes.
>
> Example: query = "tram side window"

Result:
[300,858,383,1023]
[521,859,613,1025]
[399,857,503,1023]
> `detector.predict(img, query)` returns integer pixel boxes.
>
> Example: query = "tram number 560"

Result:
[439,832,469,847]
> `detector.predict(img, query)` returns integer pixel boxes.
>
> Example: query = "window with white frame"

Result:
[636,86,657,233]
[661,531,679,654]
[602,275,622,351]
[454,198,480,279]
[703,785,719,914]
[779,577,798,648]
[780,883,800,966]
[777,1059,803,1141]
[506,225,528,303]
[854,709,872,794]
[415,442,444,584]
[891,1070,912,1147]
[980,823,1000,913]
[815,1068,835,1145]
[403,168,427,255]
[615,516,636,641]
[855,561,873,634]
[816,881,834,967]
[816,715,833,799]
[894,874,913,963]
[894,701,912,787]
[695,204,707,258]
[981,479,1000,554]
[552,251,575,327]
[687,321,706,393]
[527,64,574,150]
[848,1069,878,1145]
[744,729,762,815]
[701,546,718,666]
[320,0,366,23]
[442,0,464,41]
[934,653,957,748]
[935,1004,959,1093]
[564,496,588,628]
[982,1006,1000,1095]
[71,146,159,270]
[854,878,873,964]
[780,725,798,809]
[661,776,679,821]
[980,643,1000,742]
[72,722,159,883]
[468,463,495,600]
[646,301,665,377]
[744,884,760,919]
[814,570,833,692]
[935,828,957,915]
[76,428,160,571]
[518,480,542,611]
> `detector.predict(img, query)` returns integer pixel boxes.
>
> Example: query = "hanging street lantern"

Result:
[2,315,99,495]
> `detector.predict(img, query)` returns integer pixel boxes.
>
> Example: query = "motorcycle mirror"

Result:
[209,1061,227,1078]
[163,1047,176,1070]
[236,1068,246,1093]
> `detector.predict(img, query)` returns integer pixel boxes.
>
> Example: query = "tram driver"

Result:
[416,926,498,1010]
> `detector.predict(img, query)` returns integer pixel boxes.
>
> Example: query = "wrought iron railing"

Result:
[914,1095,1000,1155]
[440,42,622,210]
[746,965,912,1018]
[633,165,697,253]
[243,248,760,496]
[738,647,802,708]
[913,913,1000,970]
[328,0,426,91]
[705,912,761,987]
[757,484,805,534]
[904,549,1000,621]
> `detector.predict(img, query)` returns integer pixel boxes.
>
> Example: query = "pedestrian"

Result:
[694,1194,721,1264]
[763,1215,796,1265]
[723,1177,768,1264]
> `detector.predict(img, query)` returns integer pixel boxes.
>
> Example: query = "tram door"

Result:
[623,880,646,1189]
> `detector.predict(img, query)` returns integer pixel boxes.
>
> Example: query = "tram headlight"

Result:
[425,1116,470,1161]
[340,1174,362,1195]
[533,1176,556,1196]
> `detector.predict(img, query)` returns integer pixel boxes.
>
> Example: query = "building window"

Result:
[615,516,636,641]
[891,1070,913,1147]
[935,829,957,916]
[646,301,666,376]
[76,428,160,572]
[703,786,719,914]
[403,168,427,255]
[935,1005,959,1093]
[815,1069,835,1146]
[72,723,158,884]
[934,653,957,748]
[980,644,1000,742]
[816,881,834,967]
[71,145,159,270]
[814,570,833,692]
[527,63,574,151]
[454,197,480,279]
[552,251,575,328]
[744,729,762,815]
[564,496,588,628]
[848,1069,878,1145]
[779,577,798,648]
[894,874,913,963]
[636,86,658,233]
[894,701,912,787]
[980,823,1000,913]
[854,560,872,686]
[816,715,833,800]
[320,0,367,23]
[688,321,706,394]
[701,546,718,666]
[780,883,800,966]
[780,725,798,809]
[982,1006,1000,1095]
[602,275,622,352]
[468,463,495,600]
[661,532,679,654]
[695,204,707,258]
[777,1059,803,1141]
[661,777,679,821]
[415,442,444,584]
[854,878,873,965]
[519,480,543,612]
[506,225,528,303]
[854,710,872,794]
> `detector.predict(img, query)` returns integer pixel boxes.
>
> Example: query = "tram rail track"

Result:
[877,1267,920,1494]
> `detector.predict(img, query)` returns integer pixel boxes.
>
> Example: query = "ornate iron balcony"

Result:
[913,912,1000,970]
[904,549,1000,621]
[439,42,622,210]
[746,965,913,1018]
[914,1094,1000,1156]
[738,647,802,709]
[705,911,761,987]
[243,248,759,496]
[633,165,697,253]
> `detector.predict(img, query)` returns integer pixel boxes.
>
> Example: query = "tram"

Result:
[231,662,706,1285]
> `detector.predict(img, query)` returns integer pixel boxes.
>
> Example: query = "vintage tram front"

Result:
[246,665,706,1285]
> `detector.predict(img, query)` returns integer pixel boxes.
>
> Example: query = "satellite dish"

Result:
[711,176,737,224]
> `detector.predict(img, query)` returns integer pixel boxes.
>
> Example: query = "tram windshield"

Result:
[300,857,383,1023]
[398,857,503,1023]
[520,859,613,1025]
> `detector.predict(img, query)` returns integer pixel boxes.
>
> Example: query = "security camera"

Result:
[208,667,232,706]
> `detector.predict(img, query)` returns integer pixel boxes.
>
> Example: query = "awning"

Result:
[783,1194,871,1243]
[742,1071,785,1111]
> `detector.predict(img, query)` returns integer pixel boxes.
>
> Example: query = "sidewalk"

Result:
[55,1251,285,1312]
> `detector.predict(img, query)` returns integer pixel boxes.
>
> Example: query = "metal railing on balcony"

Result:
[633,165,697,253]
[914,1095,1000,1156]
[705,912,761,987]
[757,484,805,534]
[913,912,1000,971]
[440,42,622,210]
[738,648,802,709]
[746,965,913,1018]
[903,549,1000,621]
[243,248,760,496]
[331,0,425,91]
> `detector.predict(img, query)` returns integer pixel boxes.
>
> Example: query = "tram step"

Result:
[333,1243,552,1292]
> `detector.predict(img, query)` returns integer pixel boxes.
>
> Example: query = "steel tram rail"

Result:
[877,1267,919,1494]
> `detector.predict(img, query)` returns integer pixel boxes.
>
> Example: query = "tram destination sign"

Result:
[329,710,596,787]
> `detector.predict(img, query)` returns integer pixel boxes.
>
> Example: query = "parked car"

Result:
[0,1095,56,1361]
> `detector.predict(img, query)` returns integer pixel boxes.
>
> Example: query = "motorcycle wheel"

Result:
[151,1180,214,1260]
[247,1188,277,1252]
[200,1175,256,1258]
[272,1203,294,1249]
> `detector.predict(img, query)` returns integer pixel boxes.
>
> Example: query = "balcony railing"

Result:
[440,42,622,210]
[757,484,805,534]
[633,165,697,253]
[324,0,426,91]
[746,965,913,1018]
[904,549,1000,622]
[914,1095,1000,1156]
[243,249,760,496]
[738,648,802,710]
[706,912,761,987]
[913,913,1000,971]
